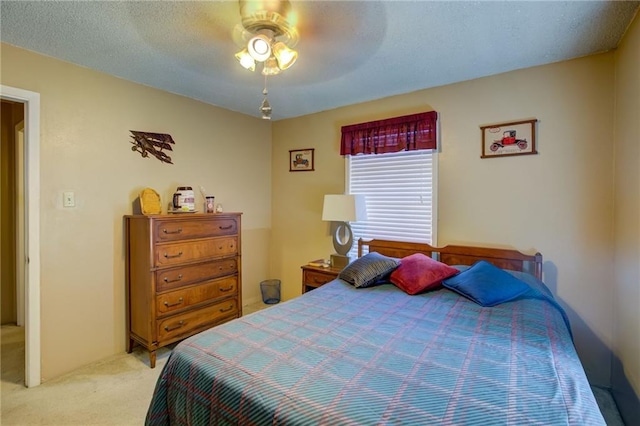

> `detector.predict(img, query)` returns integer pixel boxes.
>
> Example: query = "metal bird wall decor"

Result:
[129,131,175,164]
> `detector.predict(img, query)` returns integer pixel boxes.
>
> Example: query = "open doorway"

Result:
[1,85,41,387]
[1,99,25,388]
[1,100,23,324]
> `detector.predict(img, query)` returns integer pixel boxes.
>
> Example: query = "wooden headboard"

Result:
[358,239,543,280]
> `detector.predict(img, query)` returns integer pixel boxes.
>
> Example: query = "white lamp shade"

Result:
[322,194,366,222]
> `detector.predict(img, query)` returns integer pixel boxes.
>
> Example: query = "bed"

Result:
[145,239,605,425]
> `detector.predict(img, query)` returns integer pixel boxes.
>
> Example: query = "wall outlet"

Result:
[63,191,75,207]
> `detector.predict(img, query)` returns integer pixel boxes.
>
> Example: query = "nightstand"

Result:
[301,264,342,293]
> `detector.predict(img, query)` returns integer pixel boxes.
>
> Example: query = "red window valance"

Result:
[340,111,438,156]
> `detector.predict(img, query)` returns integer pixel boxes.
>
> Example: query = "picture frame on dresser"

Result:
[124,212,242,367]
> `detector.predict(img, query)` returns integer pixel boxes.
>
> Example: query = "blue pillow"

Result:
[442,260,530,307]
[338,252,400,288]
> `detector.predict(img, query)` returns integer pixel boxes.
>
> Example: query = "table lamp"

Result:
[322,194,366,268]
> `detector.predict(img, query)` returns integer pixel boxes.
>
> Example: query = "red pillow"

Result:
[390,253,459,295]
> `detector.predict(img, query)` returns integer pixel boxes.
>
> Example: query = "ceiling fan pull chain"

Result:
[260,74,272,120]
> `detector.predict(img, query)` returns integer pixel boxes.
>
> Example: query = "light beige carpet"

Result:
[2,325,172,425]
[1,301,270,426]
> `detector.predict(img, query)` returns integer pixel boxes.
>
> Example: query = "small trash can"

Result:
[260,279,281,304]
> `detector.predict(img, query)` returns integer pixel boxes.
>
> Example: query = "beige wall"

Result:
[1,43,272,380]
[612,12,640,419]
[272,54,617,386]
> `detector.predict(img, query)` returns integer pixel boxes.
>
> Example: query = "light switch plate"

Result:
[63,191,75,207]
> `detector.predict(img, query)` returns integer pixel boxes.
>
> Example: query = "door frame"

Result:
[1,85,41,387]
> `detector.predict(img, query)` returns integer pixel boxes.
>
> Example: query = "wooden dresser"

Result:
[124,213,242,367]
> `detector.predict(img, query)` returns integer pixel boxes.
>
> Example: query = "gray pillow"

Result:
[338,252,400,288]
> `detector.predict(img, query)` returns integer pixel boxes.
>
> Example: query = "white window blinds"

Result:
[347,150,435,258]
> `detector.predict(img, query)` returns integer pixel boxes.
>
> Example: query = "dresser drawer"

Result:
[156,276,237,316]
[157,298,238,342]
[156,258,238,292]
[304,269,337,288]
[154,217,238,242]
[155,236,238,266]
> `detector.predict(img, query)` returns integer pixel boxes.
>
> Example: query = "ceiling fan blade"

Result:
[232,23,252,48]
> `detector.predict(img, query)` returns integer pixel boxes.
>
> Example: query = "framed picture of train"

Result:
[480,119,538,158]
[289,148,315,172]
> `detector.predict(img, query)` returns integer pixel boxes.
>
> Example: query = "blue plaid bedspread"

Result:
[146,276,604,425]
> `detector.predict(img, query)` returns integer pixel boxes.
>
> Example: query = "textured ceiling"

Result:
[1,1,638,120]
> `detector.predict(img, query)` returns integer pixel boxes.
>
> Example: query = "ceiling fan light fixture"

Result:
[236,0,299,119]
[262,56,282,76]
[247,34,272,62]
[235,48,256,71]
[272,41,297,70]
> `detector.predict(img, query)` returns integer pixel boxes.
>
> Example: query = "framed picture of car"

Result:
[481,119,538,158]
[289,148,315,172]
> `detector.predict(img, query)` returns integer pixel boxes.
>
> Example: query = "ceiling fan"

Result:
[232,0,300,119]
[233,0,299,75]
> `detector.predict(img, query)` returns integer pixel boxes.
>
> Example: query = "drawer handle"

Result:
[163,228,182,235]
[164,321,184,332]
[219,225,233,230]
[313,277,325,283]
[163,297,184,307]
[163,274,183,283]
[219,305,234,313]
[220,286,233,292]
[164,251,183,259]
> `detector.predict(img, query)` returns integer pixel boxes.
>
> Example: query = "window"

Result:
[340,111,438,258]
[347,149,436,258]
